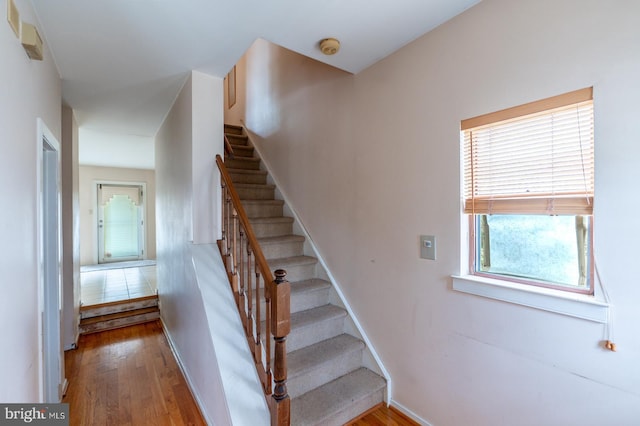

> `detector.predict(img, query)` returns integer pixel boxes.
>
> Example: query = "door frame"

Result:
[36,118,65,402]
[93,180,147,264]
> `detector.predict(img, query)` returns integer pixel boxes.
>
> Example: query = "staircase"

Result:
[79,296,160,334]
[223,124,386,426]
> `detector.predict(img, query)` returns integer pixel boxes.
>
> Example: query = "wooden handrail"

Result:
[216,153,290,426]
[224,134,235,159]
[217,155,273,285]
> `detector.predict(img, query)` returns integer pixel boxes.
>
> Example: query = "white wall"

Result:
[235,1,640,424]
[0,0,61,402]
[79,128,155,170]
[155,71,230,425]
[62,105,80,349]
[78,165,157,265]
[192,70,223,243]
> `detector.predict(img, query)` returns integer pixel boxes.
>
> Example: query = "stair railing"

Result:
[216,154,291,426]
[224,134,235,159]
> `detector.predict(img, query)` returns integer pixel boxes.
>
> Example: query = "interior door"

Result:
[97,184,145,263]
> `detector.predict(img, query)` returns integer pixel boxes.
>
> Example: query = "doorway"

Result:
[97,183,146,263]
[38,118,64,402]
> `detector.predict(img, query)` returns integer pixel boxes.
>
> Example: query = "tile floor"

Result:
[81,265,157,306]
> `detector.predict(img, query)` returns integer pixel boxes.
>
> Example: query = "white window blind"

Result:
[100,185,141,206]
[462,88,594,215]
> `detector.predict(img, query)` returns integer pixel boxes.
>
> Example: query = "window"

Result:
[461,88,594,293]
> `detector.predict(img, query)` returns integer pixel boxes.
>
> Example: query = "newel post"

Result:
[271,269,290,426]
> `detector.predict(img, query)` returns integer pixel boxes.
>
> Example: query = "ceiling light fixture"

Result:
[319,38,340,55]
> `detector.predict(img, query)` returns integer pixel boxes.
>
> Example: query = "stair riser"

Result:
[229,172,267,185]
[290,287,330,313]
[252,282,329,316]
[251,222,293,238]
[80,298,158,319]
[79,312,160,334]
[288,348,364,399]
[226,133,248,144]
[224,126,243,136]
[244,203,283,218]
[226,158,260,170]
[228,146,254,157]
[237,186,275,200]
[288,315,345,352]
[254,286,330,314]
[321,388,385,426]
[261,240,304,259]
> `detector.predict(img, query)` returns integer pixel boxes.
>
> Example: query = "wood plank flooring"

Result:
[64,320,417,426]
[63,320,205,426]
[346,403,419,426]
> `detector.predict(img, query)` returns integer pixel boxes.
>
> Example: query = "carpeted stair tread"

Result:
[290,304,346,332]
[234,182,276,190]
[290,278,331,296]
[290,368,386,426]
[243,199,284,207]
[287,334,365,398]
[259,235,306,258]
[288,333,364,378]
[225,156,261,170]
[267,255,317,268]
[228,144,253,157]
[249,216,294,224]
[253,279,330,314]
[225,133,248,145]
[226,168,267,176]
[223,124,243,135]
[259,234,305,245]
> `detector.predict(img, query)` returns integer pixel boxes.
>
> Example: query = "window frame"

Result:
[462,88,595,294]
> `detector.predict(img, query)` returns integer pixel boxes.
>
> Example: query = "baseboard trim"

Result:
[391,400,432,426]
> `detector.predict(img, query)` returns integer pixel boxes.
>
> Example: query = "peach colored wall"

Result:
[230,1,640,424]
[78,165,156,265]
[0,0,62,401]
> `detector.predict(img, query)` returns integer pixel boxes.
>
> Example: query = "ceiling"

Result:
[31,0,479,156]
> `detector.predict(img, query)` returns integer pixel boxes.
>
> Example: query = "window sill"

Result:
[452,275,609,323]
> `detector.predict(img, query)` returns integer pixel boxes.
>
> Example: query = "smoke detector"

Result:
[319,38,340,55]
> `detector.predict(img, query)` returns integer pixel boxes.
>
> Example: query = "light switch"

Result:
[420,235,436,260]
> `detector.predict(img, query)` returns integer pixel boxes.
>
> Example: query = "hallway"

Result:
[63,321,205,425]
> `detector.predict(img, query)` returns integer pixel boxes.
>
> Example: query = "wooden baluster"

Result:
[271,269,290,426]
[246,242,255,356]
[219,181,226,256]
[254,251,262,370]
[264,271,272,395]
[231,208,239,302]
[225,188,232,260]
[222,185,233,276]
[239,228,248,329]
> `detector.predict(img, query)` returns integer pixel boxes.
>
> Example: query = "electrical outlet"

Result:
[420,235,436,260]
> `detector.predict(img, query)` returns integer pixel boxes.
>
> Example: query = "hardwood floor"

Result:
[64,320,416,426]
[346,403,419,426]
[63,321,205,426]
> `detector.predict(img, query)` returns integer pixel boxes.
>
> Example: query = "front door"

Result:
[97,184,145,263]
